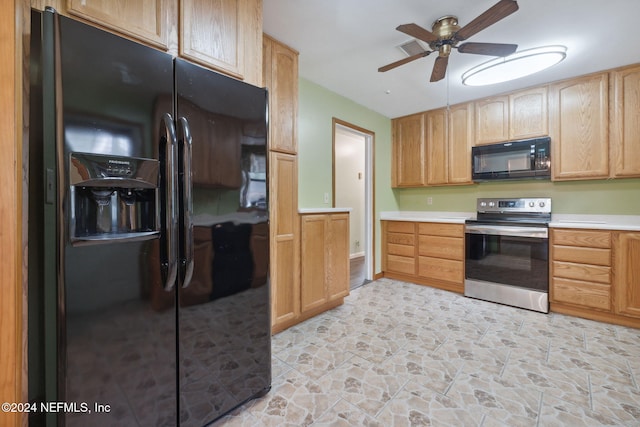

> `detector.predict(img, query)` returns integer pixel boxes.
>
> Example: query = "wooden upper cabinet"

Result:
[263,35,299,154]
[475,96,509,145]
[509,86,548,140]
[610,65,640,178]
[181,0,263,85]
[549,73,609,180]
[426,108,448,185]
[395,103,473,188]
[448,102,474,184]
[475,88,548,145]
[66,0,170,49]
[58,0,263,85]
[392,113,426,187]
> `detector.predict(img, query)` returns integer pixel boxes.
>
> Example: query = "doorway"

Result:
[332,118,374,289]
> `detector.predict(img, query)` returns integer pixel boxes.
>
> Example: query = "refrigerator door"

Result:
[45,10,177,426]
[175,58,271,426]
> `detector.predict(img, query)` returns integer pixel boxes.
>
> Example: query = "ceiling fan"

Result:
[378,0,519,82]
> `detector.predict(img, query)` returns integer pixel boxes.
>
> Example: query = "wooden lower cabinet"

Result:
[551,229,612,311]
[382,221,416,276]
[550,228,640,328]
[614,232,640,318]
[382,221,464,293]
[417,223,464,293]
[300,213,350,311]
[273,211,350,333]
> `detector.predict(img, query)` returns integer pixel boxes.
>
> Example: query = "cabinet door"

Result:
[327,213,350,301]
[610,65,640,178]
[475,96,509,145]
[66,0,170,49]
[448,103,474,184]
[550,228,612,311]
[270,152,299,327]
[426,108,448,185]
[614,232,640,318]
[181,0,262,85]
[549,73,609,180]
[382,221,416,276]
[264,35,299,154]
[300,215,327,312]
[509,86,548,139]
[392,113,426,187]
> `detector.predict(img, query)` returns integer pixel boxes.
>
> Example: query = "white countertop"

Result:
[299,207,352,214]
[380,211,475,224]
[549,214,640,231]
[380,211,640,231]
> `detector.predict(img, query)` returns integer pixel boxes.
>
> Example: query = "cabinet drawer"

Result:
[418,236,463,260]
[418,256,463,284]
[388,243,415,257]
[552,277,611,310]
[418,222,463,238]
[387,254,415,275]
[387,232,415,246]
[387,221,415,233]
[553,229,611,248]
[553,245,611,266]
[553,261,611,284]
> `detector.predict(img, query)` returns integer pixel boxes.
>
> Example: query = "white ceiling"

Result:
[263,0,640,118]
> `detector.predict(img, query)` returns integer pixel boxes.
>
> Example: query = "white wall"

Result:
[335,127,365,257]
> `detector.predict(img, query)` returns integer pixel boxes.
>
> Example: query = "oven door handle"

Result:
[465,224,548,238]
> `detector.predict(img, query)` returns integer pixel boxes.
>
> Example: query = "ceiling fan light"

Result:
[462,45,567,86]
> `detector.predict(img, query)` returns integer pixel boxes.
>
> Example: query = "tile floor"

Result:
[213,278,640,427]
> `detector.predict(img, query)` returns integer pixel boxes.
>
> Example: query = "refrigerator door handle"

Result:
[178,117,194,288]
[160,113,179,291]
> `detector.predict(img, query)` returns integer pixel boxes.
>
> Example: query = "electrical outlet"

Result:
[323,192,330,204]
[427,197,433,205]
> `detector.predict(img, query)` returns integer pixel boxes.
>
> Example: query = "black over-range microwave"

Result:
[471,136,551,181]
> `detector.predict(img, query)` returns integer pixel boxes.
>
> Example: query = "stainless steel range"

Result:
[464,197,551,313]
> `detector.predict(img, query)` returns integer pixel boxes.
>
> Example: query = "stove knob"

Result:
[480,202,486,207]
[529,201,535,208]
[539,201,546,208]
[489,202,495,207]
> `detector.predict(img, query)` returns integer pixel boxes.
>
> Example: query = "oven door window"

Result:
[465,232,548,291]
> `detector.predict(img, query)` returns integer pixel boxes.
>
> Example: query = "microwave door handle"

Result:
[178,117,194,289]
[160,113,178,291]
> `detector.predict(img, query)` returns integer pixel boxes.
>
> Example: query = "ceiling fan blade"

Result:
[378,50,432,72]
[396,23,438,43]
[430,56,449,82]
[457,42,517,56]
[455,0,519,41]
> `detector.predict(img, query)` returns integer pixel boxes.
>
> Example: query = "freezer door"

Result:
[41,10,178,426]
[175,58,271,425]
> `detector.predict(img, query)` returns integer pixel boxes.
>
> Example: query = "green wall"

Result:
[394,178,640,214]
[297,77,640,274]
[298,78,396,273]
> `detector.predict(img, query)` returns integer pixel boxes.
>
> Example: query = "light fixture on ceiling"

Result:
[461,45,567,86]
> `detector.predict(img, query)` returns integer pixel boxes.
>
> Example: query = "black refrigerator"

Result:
[28,8,271,427]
